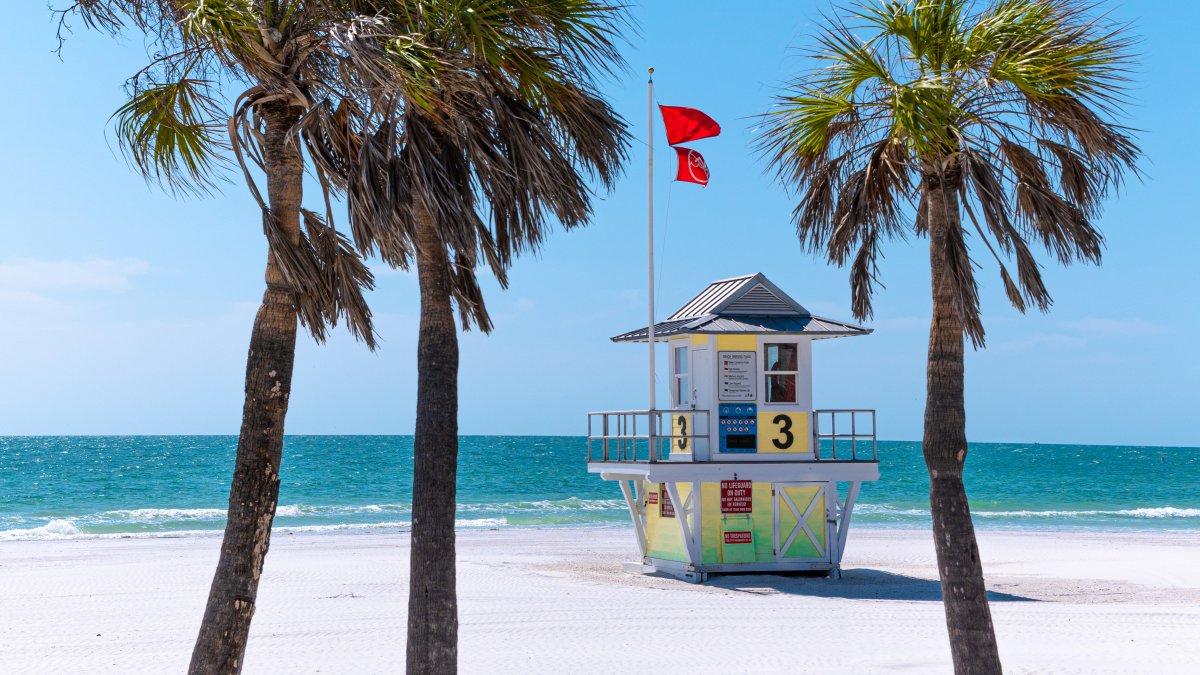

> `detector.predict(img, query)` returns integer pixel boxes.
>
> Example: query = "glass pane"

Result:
[675,376,689,405]
[765,343,797,371]
[674,346,688,375]
[766,374,796,403]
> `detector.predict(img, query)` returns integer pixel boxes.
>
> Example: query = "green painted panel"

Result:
[780,486,824,560]
[806,493,826,549]
[751,482,775,563]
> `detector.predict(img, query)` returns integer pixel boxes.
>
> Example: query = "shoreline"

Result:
[2,527,1198,673]
[4,517,1200,544]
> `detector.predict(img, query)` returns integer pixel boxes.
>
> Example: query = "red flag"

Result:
[659,105,721,146]
[674,146,709,187]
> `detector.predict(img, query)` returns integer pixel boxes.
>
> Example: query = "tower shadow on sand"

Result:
[704,568,1036,602]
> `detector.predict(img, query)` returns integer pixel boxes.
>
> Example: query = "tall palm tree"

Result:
[758,1,1139,671]
[57,1,442,671]
[335,3,630,671]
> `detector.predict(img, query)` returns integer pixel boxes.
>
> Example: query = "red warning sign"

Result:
[723,531,752,545]
[660,486,675,518]
[647,490,658,505]
[720,480,753,514]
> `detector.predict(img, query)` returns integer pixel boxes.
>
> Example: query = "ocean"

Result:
[1,436,1197,541]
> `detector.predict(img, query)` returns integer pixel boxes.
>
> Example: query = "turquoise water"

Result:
[1,436,1197,540]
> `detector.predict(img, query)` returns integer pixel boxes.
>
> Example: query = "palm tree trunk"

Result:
[406,201,460,674]
[922,177,1002,675]
[190,102,303,675]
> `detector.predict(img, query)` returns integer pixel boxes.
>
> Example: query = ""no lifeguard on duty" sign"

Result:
[720,480,753,513]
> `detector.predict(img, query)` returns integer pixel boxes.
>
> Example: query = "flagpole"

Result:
[647,67,656,454]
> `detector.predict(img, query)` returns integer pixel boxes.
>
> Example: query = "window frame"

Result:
[761,340,800,405]
[671,343,690,408]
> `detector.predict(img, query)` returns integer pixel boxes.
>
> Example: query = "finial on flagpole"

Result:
[648,67,654,81]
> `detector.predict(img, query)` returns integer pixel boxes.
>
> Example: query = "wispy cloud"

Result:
[0,258,150,293]
[1058,317,1167,338]
[871,315,930,332]
[801,299,854,317]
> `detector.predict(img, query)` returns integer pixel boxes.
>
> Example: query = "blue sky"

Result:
[1,1,1196,446]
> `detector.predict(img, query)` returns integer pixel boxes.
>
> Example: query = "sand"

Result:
[1,527,1198,674]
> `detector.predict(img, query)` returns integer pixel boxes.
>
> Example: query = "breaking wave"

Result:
[0,517,511,542]
[0,497,629,541]
[855,504,1200,522]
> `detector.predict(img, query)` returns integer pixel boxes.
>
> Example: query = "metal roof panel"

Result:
[616,273,866,341]
[612,314,870,342]
[666,275,753,320]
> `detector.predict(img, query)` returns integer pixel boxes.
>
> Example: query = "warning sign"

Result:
[647,490,658,505]
[660,486,675,518]
[723,531,752,545]
[720,480,753,514]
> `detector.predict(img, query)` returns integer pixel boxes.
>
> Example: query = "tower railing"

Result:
[812,409,877,461]
[587,409,878,463]
[586,410,710,463]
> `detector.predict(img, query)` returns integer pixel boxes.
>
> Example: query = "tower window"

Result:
[764,343,797,403]
[673,345,689,407]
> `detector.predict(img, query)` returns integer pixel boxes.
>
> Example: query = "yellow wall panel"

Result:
[645,481,690,562]
[700,483,721,564]
[716,334,757,351]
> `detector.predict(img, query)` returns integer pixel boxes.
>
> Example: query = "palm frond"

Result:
[338,0,631,333]
[111,75,229,194]
[758,0,1139,344]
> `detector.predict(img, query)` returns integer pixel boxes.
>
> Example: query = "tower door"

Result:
[773,482,830,563]
[690,346,712,460]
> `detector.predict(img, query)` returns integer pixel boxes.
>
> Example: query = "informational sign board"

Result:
[720,480,753,514]
[718,351,756,400]
[647,490,658,505]
[659,485,675,518]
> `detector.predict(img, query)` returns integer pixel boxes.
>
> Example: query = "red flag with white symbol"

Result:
[673,146,709,187]
[659,105,721,145]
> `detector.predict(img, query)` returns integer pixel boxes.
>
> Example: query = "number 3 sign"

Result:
[671,413,692,453]
[757,411,809,453]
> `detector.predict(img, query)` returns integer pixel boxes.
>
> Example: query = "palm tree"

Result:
[335,3,630,671]
[56,1,440,671]
[758,1,1139,671]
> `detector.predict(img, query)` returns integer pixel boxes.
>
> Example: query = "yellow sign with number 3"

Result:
[671,412,693,454]
[757,411,809,453]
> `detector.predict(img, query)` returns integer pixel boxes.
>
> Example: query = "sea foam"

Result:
[855,504,1200,520]
[102,508,226,522]
[0,519,82,541]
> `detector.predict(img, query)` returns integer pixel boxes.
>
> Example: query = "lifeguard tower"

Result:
[587,273,879,582]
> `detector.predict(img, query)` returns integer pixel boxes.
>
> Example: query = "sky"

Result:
[1,1,1197,446]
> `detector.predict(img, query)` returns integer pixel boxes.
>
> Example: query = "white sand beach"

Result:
[2,527,1198,674]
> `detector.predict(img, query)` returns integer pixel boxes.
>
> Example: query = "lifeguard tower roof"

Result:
[612,272,871,342]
